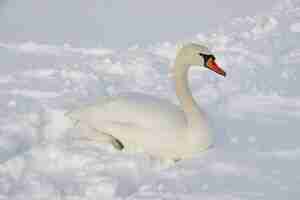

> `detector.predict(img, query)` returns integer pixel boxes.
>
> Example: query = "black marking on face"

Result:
[199,53,215,67]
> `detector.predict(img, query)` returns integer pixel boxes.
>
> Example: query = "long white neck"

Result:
[173,58,212,150]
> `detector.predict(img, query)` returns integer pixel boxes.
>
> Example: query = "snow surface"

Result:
[1,0,300,199]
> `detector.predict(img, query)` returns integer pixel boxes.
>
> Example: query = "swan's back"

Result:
[69,93,186,133]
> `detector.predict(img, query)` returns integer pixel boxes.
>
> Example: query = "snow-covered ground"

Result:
[1,0,300,199]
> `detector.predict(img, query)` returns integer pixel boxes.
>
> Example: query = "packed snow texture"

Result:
[1,0,300,199]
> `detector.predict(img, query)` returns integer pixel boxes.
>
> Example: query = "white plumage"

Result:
[67,43,226,160]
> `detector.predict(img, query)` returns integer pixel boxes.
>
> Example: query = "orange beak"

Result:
[207,60,226,77]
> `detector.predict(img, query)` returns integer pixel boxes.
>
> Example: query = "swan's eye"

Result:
[199,53,215,67]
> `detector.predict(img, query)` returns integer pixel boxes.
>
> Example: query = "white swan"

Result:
[67,43,226,160]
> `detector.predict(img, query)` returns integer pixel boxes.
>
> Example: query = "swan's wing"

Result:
[66,93,186,133]
[98,119,183,155]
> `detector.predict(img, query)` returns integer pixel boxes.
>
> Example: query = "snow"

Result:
[0,42,114,57]
[252,16,278,36]
[259,148,300,160]
[1,0,300,199]
[9,89,61,99]
[290,22,300,32]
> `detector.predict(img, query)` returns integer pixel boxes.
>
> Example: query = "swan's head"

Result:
[176,43,226,77]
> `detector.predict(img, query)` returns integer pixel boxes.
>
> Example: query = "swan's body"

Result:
[67,43,226,160]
